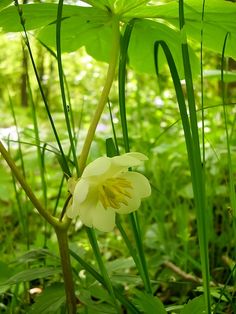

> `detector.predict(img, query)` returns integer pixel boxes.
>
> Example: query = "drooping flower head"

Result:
[67,152,151,232]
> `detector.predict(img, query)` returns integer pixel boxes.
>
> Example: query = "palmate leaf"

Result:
[37,13,112,61]
[0,0,235,75]
[128,19,198,77]
[125,0,236,59]
[0,4,109,32]
[82,0,149,13]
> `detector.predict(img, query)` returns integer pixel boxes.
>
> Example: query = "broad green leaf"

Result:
[28,283,66,314]
[125,0,236,59]
[203,70,236,83]
[0,267,61,286]
[38,13,111,56]
[82,0,114,11]
[113,0,149,14]
[0,0,235,74]
[0,0,12,12]
[0,4,109,32]
[128,19,198,77]
[133,290,167,314]
[83,0,149,14]
[181,0,236,59]
[180,295,206,314]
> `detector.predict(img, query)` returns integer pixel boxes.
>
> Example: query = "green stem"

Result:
[0,140,57,227]
[79,17,120,172]
[56,0,79,176]
[86,228,121,313]
[55,227,77,314]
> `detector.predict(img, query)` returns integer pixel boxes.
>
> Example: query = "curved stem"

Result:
[79,17,120,172]
[0,140,58,227]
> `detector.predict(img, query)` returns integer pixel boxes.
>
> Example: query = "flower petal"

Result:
[115,193,141,214]
[74,179,90,205]
[91,204,116,232]
[79,200,116,232]
[70,186,98,224]
[82,156,111,178]
[114,172,151,214]
[125,152,148,161]
[66,179,90,218]
[112,153,147,169]
[124,172,151,198]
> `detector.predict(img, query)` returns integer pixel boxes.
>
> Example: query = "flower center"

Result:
[98,177,133,209]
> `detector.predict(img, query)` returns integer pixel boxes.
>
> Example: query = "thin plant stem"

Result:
[14,0,71,176]
[179,1,211,311]
[86,228,121,313]
[118,19,152,294]
[79,16,120,172]
[220,33,236,253]
[56,0,79,176]
[55,227,77,314]
[69,249,140,314]
[0,140,58,227]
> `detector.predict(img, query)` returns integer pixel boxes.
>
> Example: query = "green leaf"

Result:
[125,0,236,59]
[0,261,15,294]
[203,70,236,83]
[113,0,149,14]
[106,257,135,273]
[0,0,12,12]
[12,248,59,265]
[128,19,198,77]
[133,290,167,314]
[81,0,148,13]
[37,7,111,61]
[28,283,66,314]
[180,295,206,314]
[156,0,236,59]
[82,0,114,11]
[1,1,235,73]
[0,267,61,286]
[0,4,109,32]
[79,288,117,314]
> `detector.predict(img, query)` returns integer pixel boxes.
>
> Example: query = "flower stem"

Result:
[55,226,77,314]
[79,16,120,172]
[0,140,58,227]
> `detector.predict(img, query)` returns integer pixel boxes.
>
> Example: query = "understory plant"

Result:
[0,0,235,313]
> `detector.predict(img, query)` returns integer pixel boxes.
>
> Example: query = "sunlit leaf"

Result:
[0,0,13,12]
[203,70,236,83]
[125,0,236,59]
[128,19,198,77]
[0,4,108,32]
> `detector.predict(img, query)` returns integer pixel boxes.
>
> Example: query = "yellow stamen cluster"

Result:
[99,177,133,209]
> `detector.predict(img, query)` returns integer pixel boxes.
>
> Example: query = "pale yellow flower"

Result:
[67,152,151,232]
